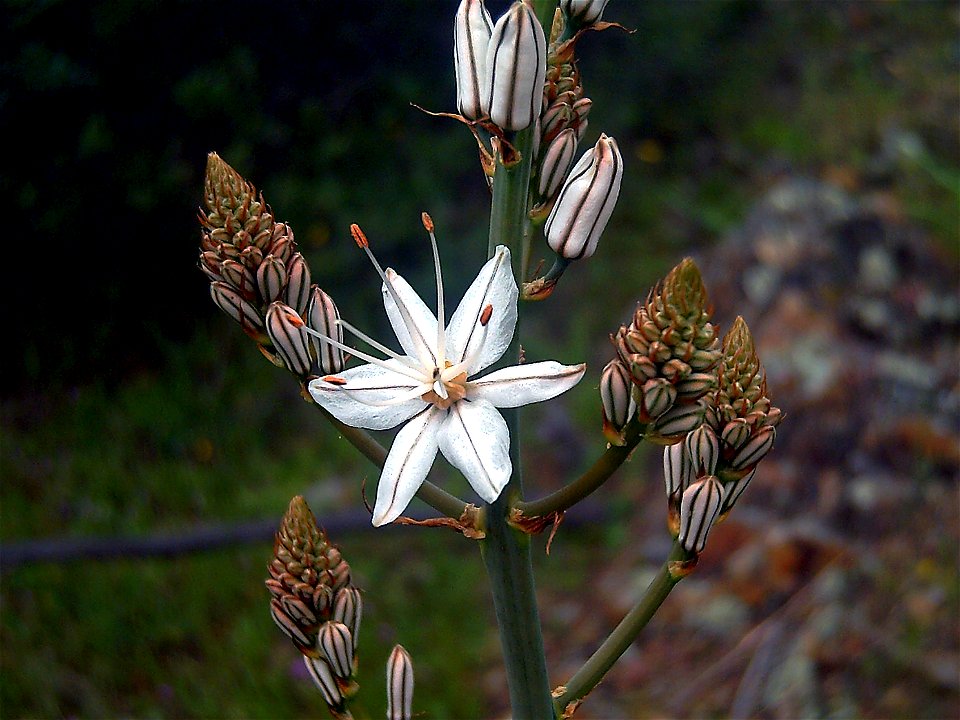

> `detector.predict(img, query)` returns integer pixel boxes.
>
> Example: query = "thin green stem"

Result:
[553,541,693,715]
[517,418,645,519]
[316,406,469,521]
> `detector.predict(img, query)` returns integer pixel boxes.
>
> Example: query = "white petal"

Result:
[438,399,511,503]
[372,407,443,526]
[382,270,440,369]
[445,245,518,374]
[308,361,428,431]
[468,361,586,408]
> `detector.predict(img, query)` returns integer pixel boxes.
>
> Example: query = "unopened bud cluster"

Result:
[266,496,361,714]
[663,317,782,555]
[607,258,721,444]
[198,153,344,379]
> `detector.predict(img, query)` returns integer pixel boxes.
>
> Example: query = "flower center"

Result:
[421,361,468,410]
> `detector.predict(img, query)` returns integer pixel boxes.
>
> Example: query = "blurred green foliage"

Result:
[3,0,957,717]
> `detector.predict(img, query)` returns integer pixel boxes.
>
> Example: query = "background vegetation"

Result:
[3,1,957,717]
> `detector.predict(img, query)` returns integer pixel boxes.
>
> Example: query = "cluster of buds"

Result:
[663,317,782,554]
[455,0,546,132]
[266,496,362,716]
[198,153,344,380]
[605,258,722,444]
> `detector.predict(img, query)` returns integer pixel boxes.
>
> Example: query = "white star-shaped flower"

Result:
[306,220,585,526]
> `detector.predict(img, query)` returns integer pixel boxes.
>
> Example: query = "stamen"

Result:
[349,222,438,368]
[300,324,426,383]
[340,384,430,406]
[424,212,447,367]
[336,318,418,370]
[323,375,347,385]
[479,304,493,327]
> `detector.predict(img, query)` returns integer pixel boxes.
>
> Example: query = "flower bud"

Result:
[561,0,610,25]
[729,426,776,471]
[545,134,623,260]
[538,128,578,198]
[265,302,313,376]
[600,359,635,444]
[307,286,345,374]
[678,475,723,554]
[483,1,547,131]
[387,644,414,720]
[719,467,755,516]
[685,424,719,476]
[256,255,287,304]
[303,656,344,709]
[318,621,354,679]
[454,0,493,120]
[663,442,695,498]
[209,282,264,334]
[641,377,677,419]
[647,402,705,444]
[332,587,362,651]
[284,253,311,316]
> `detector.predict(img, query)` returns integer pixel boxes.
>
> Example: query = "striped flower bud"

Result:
[387,645,414,720]
[685,424,719,476]
[284,253,311,316]
[256,255,287,304]
[544,134,623,260]
[663,442,695,499]
[307,286,345,374]
[561,0,610,25]
[728,425,776,471]
[600,359,635,445]
[454,0,493,120]
[647,401,706,444]
[265,301,313,377]
[332,587,362,651]
[483,1,547,131]
[303,656,344,709]
[537,128,578,198]
[318,621,355,679]
[209,282,264,337]
[719,467,755,517]
[678,475,723,554]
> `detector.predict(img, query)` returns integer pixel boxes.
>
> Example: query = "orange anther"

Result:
[480,304,493,327]
[286,313,305,327]
[323,375,348,386]
[350,223,369,249]
[421,212,434,233]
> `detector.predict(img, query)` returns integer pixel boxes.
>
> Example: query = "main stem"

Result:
[479,120,554,718]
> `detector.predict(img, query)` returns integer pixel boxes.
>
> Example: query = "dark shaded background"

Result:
[3,1,958,718]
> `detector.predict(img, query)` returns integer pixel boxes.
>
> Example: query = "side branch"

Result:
[552,541,696,717]
[514,417,644,522]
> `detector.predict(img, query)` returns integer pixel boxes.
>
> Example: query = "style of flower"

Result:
[307,217,585,526]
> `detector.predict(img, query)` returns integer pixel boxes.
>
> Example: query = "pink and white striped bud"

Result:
[303,656,344,709]
[678,475,723,554]
[332,587,362,651]
[483,1,547,131]
[209,282,263,334]
[561,0,610,25]
[685,424,719,476]
[538,128,578,198]
[306,286,345,374]
[387,644,414,720]
[283,253,311,316]
[256,255,287,304]
[600,359,635,444]
[454,0,493,120]
[317,621,354,679]
[544,134,623,260]
[663,442,695,499]
[265,301,312,376]
[719,467,755,516]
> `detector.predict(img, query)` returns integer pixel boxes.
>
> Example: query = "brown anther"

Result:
[480,304,493,326]
[323,375,348,386]
[421,212,434,233]
[350,223,369,249]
